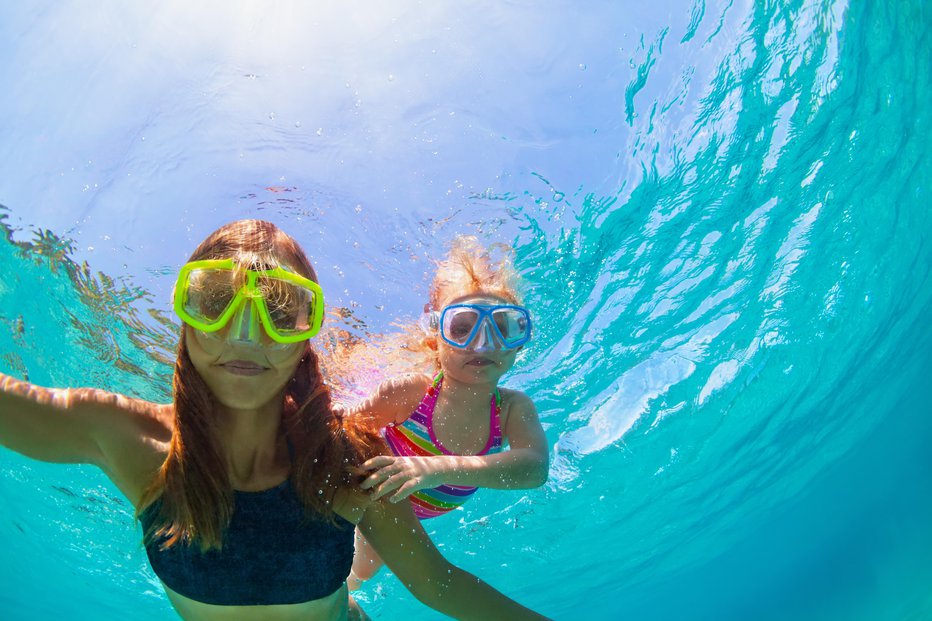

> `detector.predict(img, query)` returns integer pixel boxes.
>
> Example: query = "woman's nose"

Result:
[227,298,262,345]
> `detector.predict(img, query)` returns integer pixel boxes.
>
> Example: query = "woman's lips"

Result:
[219,360,268,376]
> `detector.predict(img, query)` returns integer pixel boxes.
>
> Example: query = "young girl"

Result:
[347,235,549,589]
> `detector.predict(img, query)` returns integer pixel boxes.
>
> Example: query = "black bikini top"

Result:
[139,480,354,606]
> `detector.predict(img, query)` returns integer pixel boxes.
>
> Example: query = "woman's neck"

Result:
[212,398,289,489]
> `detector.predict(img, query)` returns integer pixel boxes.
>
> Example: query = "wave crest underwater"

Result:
[1,1,931,620]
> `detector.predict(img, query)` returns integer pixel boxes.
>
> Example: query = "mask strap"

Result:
[419,311,439,334]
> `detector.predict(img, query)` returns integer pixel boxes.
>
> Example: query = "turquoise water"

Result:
[1,1,931,619]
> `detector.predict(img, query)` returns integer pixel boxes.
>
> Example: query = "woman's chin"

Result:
[204,375,289,412]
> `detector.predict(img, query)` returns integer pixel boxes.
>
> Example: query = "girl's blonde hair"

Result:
[320,235,523,405]
[428,235,522,310]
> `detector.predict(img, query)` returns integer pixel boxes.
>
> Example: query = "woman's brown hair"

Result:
[139,220,384,551]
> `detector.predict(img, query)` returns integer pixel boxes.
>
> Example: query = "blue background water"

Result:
[1,1,930,619]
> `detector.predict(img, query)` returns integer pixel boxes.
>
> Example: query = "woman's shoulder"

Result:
[331,486,374,526]
[80,396,172,507]
[88,393,174,438]
[51,388,173,446]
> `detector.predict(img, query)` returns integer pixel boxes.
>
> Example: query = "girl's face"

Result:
[436,294,520,387]
[186,322,305,411]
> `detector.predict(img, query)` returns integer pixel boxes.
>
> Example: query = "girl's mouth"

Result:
[466,357,496,367]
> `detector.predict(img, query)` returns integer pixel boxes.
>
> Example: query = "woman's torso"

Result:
[105,403,362,621]
[163,584,349,621]
[139,479,355,606]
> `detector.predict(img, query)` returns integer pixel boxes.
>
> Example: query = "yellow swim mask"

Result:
[172,259,324,344]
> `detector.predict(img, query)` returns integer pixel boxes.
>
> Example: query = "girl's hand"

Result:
[358,455,446,502]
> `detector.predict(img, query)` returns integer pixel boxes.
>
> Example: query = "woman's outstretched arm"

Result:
[0,372,167,474]
[358,497,551,621]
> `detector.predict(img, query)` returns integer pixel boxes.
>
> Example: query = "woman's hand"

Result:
[358,455,448,502]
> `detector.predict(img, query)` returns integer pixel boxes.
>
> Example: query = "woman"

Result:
[0,220,548,620]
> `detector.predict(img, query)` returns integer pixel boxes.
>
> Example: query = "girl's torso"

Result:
[381,373,506,519]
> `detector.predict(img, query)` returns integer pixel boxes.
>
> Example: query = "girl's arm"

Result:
[345,373,430,428]
[358,497,551,621]
[0,372,166,470]
[361,391,549,501]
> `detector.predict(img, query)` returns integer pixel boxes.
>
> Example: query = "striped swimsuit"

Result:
[381,373,503,519]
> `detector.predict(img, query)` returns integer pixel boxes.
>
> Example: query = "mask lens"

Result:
[492,307,530,346]
[442,308,480,346]
[257,276,318,336]
[183,268,239,324]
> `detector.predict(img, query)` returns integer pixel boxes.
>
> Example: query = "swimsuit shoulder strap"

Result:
[421,371,443,417]
[481,385,504,454]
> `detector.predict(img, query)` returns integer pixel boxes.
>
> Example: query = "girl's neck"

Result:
[438,371,497,404]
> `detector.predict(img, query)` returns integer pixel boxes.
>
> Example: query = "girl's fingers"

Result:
[360,464,400,489]
[361,472,382,490]
[372,473,406,500]
[389,480,420,503]
[361,455,395,470]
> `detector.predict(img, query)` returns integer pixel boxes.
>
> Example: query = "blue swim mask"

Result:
[424,303,532,350]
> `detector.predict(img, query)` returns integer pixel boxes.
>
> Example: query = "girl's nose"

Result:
[469,321,503,352]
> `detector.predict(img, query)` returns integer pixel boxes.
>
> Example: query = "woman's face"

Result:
[436,294,520,387]
[178,250,318,411]
[186,322,305,411]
